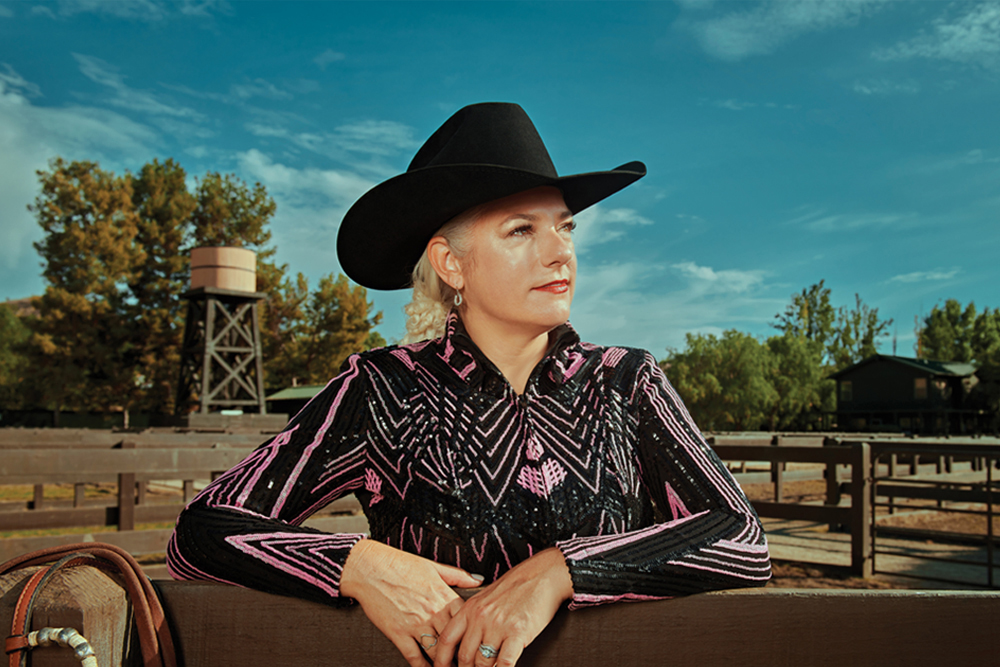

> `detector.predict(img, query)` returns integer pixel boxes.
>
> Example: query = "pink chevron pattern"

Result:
[168,313,770,609]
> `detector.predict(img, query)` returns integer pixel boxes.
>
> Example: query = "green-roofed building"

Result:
[829,355,984,434]
[266,385,326,419]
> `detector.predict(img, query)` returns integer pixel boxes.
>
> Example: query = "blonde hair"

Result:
[401,204,486,344]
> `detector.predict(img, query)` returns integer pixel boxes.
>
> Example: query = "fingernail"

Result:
[471,573,484,583]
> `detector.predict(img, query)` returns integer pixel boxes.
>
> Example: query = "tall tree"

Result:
[828,294,893,370]
[129,159,198,412]
[265,273,384,389]
[764,333,832,431]
[918,299,978,362]
[773,280,837,351]
[0,303,29,410]
[662,331,777,432]
[24,158,386,416]
[25,159,148,417]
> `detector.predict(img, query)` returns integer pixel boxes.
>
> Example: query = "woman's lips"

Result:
[533,280,570,294]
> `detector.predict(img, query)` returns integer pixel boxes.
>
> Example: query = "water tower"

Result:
[175,247,267,416]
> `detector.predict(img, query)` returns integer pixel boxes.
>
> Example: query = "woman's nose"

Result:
[542,227,574,266]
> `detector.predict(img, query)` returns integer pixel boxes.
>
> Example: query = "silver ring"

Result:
[479,644,499,659]
[419,633,438,649]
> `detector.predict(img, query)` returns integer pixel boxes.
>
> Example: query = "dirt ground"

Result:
[742,478,996,589]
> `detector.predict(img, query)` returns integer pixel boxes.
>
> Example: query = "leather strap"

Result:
[1,544,177,667]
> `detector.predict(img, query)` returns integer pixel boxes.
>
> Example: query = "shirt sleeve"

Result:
[555,351,771,607]
[166,354,372,608]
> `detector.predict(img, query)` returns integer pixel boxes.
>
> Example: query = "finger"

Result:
[456,626,485,667]
[495,639,525,667]
[391,635,431,667]
[432,561,485,588]
[431,597,463,635]
[473,639,502,667]
[434,611,467,667]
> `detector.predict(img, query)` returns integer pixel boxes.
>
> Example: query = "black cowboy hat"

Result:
[337,102,646,290]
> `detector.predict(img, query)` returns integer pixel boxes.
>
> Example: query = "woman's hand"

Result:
[340,539,484,667]
[432,547,574,667]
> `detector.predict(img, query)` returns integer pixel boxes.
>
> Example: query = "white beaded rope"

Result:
[27,627,98,667]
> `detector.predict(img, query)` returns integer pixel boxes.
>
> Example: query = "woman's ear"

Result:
[426,236,464,291]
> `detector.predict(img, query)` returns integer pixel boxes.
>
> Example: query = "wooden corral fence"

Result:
[3,429,998,582]
[2,565,997,667]
[712,434,1000,583]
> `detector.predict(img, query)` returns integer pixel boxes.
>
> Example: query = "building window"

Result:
[914,378,928,400]
[839,380,852,401]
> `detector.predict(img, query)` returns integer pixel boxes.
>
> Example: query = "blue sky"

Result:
[1,0,998,358]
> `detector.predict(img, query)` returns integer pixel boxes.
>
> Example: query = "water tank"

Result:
[190,246,257,292]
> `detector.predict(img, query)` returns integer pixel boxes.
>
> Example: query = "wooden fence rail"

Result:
[3,566,997,667]
[714,443,872,576]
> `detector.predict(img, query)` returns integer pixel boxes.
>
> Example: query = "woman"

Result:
[167,103,770,667]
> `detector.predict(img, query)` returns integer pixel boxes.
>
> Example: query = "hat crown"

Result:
[408,103,558,177]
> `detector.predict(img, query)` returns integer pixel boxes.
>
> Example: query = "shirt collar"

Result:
[437,311,581,391]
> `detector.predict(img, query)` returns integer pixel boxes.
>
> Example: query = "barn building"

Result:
[830,355,981,435]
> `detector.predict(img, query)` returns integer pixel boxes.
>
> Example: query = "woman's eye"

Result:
[509,224,533,237]
[562,220,577,233]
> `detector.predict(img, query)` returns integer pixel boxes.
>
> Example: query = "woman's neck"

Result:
[460,314,551,395]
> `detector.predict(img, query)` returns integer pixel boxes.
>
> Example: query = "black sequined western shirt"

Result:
[168,314,770,607]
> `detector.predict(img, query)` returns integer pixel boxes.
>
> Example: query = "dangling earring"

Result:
[453,291,463,307]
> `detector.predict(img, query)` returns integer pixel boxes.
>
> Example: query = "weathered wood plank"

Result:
[0,448,255,483]
[0,529,175,562]
[155,583,1000,667]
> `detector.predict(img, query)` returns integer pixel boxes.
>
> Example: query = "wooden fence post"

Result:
[770,435,783,502]
[117,440,136,532]
[850,442,872,577]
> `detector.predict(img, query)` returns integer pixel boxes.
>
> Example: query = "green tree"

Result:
[971,308,1000,427]
[773,280,836,352]
[265,273,384,389]
[0,303,29,410]
[129,159,198,412]
[764,333,832,431]
[25,157,386,416]
[662,331,777,431]
[25,159,147,418]
[828,294,893,370]
[918,299,978,362]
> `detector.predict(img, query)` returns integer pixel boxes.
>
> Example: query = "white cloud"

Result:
[230,78,293,101]
[912,148,1000,174]
[786,207,914,233]
[233,149,378,295]
[314,49,346,70]
[331,120,419,156]
[708,98,798,111]
[36,0,228,21]
[680,0,888,62]
[53,0,168,21]
[0,65,160,297]
[875,3,1000,68]
[889,268,960,284]
[73,53,202,119]
[852,79,920,95]
[571,205,654,253]
[671,261,765,294]
[236,149,374,210]
[0,64,42,98]
[178,0,230,17]
[244,117,418,175]
[0,4,13,18]
[570,260,781,353]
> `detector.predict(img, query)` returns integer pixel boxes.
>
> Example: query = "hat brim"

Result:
[338,161,646,290]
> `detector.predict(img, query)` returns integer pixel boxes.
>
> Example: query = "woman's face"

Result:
[457,186,576,338]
